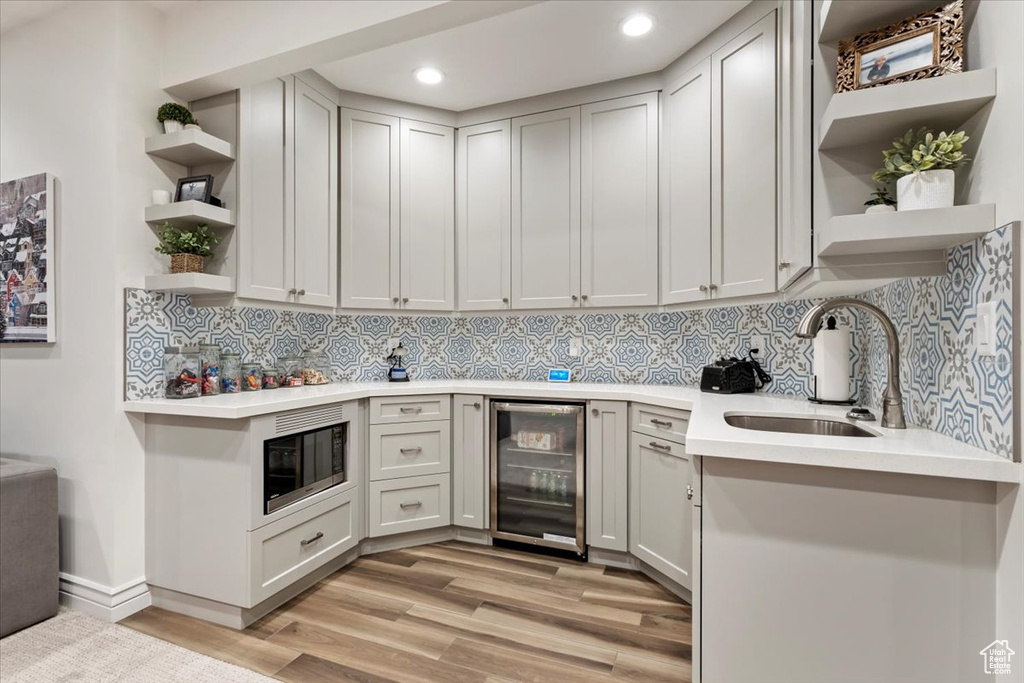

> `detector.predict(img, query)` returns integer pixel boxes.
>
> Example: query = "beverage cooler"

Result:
[489,401,585,555]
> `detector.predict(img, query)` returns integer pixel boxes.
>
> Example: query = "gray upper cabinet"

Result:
[293,79,338,308]
[339,108,401,309]
[456,120,511,311]
[711,10,778,300]
[511,107,581,310]
[238,75,336,308]
[581,94,659,308]
[238,76,294,304]
[400,119,455,311]
[662,61,712,305]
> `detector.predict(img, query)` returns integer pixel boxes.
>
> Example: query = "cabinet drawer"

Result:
[368,474,450,537]
[248,487,357,606]
[631,403,690,445]
[370,420,451,481]
[370,395,451,424]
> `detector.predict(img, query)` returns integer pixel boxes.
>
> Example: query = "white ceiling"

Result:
[0,1,70,34]
[314,0,750,111]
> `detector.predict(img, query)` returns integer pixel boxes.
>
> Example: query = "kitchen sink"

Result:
[724,414,877,438]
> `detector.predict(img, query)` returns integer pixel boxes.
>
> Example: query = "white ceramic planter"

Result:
[184,123,202,132]
[162,120,183,134]
[896,169,955,211]
[865,204,896,214]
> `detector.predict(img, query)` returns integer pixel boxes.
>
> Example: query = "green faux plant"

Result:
[864,187,896,207]
[155,222,220,258]
[872,127,969,185]
[156,102,197,126]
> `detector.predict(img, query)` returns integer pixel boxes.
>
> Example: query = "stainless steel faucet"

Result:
[796,298,906,429]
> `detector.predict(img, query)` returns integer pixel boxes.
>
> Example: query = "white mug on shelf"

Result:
[151,189,172,205]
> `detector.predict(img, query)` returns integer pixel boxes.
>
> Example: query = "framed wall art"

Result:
[1,172,56,343]
[835,0,964,93]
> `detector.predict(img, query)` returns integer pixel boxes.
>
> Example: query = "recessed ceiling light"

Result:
[414,67,444,85]
[621,13,654,37]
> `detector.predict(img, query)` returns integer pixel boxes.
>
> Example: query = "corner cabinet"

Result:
[341,109,454,310]
[457,121,512,311]
[662,10,779,304]
[238,75,337,307]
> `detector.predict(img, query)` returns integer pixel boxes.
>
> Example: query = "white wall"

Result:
[1,0,168,618]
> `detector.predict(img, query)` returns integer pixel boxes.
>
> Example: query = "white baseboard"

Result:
[58,573,151,622]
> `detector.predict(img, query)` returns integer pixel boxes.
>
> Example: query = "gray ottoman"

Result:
[0,458,58,637]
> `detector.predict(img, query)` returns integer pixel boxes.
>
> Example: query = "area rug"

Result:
[0,608,276,682]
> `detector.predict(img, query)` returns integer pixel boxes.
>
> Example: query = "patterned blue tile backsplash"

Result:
[125,226,1015,458]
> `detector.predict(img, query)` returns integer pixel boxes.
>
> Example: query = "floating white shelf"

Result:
[144,273,235,295]
[818,0,945,44]
[145,201,234,229]
[783,268,899,299]
[145,129,234,166]
[819,69,996,151]
[818,204,995,259]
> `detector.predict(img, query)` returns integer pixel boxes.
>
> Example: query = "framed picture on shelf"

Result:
[174,174,214,203]
[835,0,963,93]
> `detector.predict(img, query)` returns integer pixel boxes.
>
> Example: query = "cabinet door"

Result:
[452,395,487,529]
[586,401,628,552]
[662,61,712,304]
[457,121,511,311]
[238,76,294,303]
[581,94,658,308]
[293,79,338,308]
[511,107,581,310]
[400,119,455,310]
[340,108,400,309]
[711,11,778,300]
[629,435,691,589]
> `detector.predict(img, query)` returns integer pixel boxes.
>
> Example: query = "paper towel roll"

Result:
[813,316,851,401]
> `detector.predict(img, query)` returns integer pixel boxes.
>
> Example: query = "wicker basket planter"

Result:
[170,253,204,274]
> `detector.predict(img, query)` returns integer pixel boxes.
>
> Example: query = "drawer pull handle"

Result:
[400,501,422,510]
[687,484,694,500]
[649,441,672,452]
[400,446,423,455]
[399,407,423,414]
[300,531,324,547]
[650,418,673,428]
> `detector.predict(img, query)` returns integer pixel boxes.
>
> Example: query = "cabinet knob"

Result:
[591,408,599,418]
[699,285,708,293]
[687,484,694,500]
[402,297,409,304]
[502,297,509,304]
[581,294,588,301]
[296,289,306,296]
[571,294,579,302]
[288,288,297,295]
[708,283,718,292]
[778,261,791,270]
[392,297,399,304]
[473,402,481,409]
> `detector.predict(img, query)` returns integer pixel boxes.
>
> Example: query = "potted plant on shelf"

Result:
[157,102,198,134]
[155,222,221,274]
[872,127,969,212]
[863,187,897,214]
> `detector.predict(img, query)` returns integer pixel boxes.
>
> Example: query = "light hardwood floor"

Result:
[122,541,692,682]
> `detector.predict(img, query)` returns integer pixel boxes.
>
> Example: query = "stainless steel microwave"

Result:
[263,423,346,514]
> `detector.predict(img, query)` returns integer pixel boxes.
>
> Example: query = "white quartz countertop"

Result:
[123,380,1020,484]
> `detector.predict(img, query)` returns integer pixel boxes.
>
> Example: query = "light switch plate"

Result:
[975,302,996,356]
[568,338,583,357]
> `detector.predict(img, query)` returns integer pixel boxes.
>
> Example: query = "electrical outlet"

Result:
[749,334,767,355]
[975,302,996,356]
[568,338,583,358]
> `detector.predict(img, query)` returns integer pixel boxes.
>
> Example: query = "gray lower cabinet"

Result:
[452,395,487,529]
[368,474,451,537]
[629,433,693,589]
[586,401,628,552]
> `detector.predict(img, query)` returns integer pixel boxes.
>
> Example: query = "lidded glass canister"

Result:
[220,353,241,393]
[280,355,304,388]
[241,363,262,391]
[301,347,330,385]
[164,346,201,399]
[199,344,220,395]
